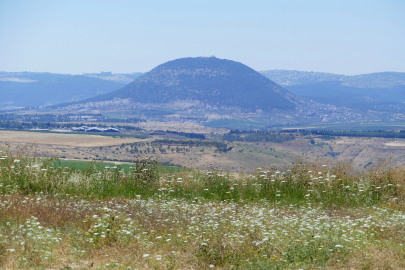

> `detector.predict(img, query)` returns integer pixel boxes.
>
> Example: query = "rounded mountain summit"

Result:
[89,57,297,112]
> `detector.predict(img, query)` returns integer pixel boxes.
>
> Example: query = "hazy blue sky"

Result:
[1,0,404,75]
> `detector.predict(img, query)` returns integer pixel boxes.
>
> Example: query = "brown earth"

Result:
[60,120,228,135]
[0,130,147,147]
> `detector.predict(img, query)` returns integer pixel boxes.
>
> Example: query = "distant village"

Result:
[29,126,122,133]
[57,98,405,125]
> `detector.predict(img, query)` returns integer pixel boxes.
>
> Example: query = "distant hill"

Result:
[81,57,297,112]
[342,72,405,89]
[260,70,405,111]
[82,72,143,84]
[259,70,346,86]
[5,67,404,112]
[0,72,128,107]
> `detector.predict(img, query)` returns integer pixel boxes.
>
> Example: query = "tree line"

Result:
[283,129,405,139]
[151,139,233,153]
[223,130,295,143]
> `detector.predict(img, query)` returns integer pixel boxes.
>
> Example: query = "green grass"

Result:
[1,146,405,269]
[1,147,402,207]
[283,121,405,131]
[204,119,266,129]
[207,119,405,131]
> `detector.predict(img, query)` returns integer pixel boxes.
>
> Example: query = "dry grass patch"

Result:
[0,130,147,147]
[336,245,405,270]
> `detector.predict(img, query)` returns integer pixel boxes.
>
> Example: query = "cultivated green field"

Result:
[204,119,266,130]
[283,121,405,131]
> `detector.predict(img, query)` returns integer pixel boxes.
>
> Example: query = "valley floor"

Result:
[2,129,405,173]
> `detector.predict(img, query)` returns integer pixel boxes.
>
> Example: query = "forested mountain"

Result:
[82,57,297,112]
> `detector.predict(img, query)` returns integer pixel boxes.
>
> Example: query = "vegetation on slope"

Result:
[85,57,297,112]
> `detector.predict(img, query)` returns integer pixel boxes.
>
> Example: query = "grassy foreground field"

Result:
[1,145,405,269]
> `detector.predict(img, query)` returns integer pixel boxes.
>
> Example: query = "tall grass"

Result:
[0,145,404,208]
[1,145,405,269]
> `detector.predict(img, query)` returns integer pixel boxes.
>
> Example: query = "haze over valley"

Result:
[2,57,405,128]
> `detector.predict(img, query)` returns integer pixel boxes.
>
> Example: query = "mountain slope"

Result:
[260,70,405,111]
[260,70,346,86]
[84,57,296,112]
[82,72,143,84]
[0,72,126,107]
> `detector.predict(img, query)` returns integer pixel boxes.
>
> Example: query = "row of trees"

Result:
[284,129,405,139]
[151,139,233,153]
[164,130,206,139]
[223,131,295,143]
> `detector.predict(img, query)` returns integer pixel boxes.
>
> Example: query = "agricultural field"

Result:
[204,119,267,130]
[0,131,146,147]
[3,130,405,173]
[1,146,405,269]
[109,120,229,135]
